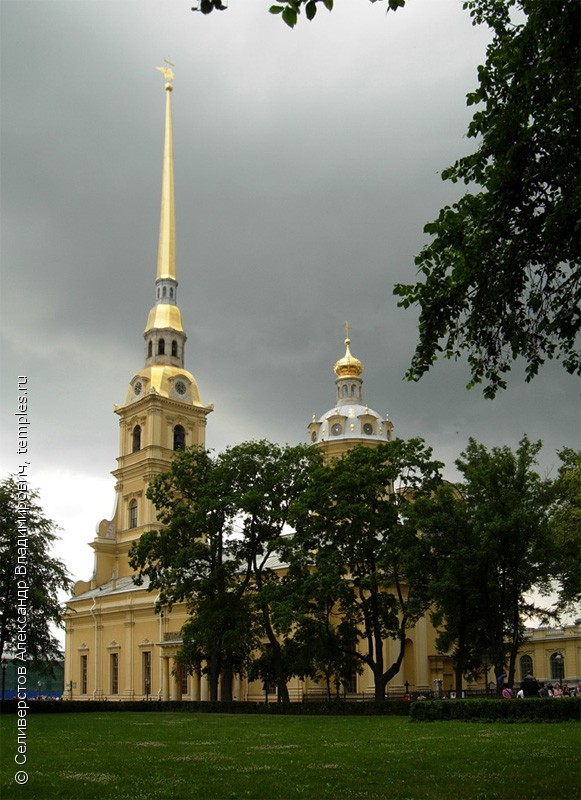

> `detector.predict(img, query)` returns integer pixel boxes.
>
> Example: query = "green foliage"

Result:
[128,435,576,707]
[269,1,404,29]
[415,482,488,691]
[193,0,228,14]
[427,437,554,689]
[395,0,581,396]
[0,476,72,671]
[289,439,444,700]
[129,441,320,702]
[410,697,581,723]
[0,698,412,715]
[547,448,581,610]
[129,446,258,700]
[194,0,406,27]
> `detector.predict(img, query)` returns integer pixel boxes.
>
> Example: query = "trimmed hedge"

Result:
[5,697,578,721]
[410,697,581,723]
[0,698,412,716]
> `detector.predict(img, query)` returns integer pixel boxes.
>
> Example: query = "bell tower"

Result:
[89,65,213,587]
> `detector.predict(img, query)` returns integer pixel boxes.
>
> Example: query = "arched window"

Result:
[147,341,152,358]
[129,500,138,529]
[170,288,174,299]
[550,652,565,681]
[341,385,348,397]
[519,654,533,681]
[171,340,178,357]
[162,286,167,298]
[132,425,141,453]
[158,339,165,355]
[173,425,186,451]
[351,384,356,396]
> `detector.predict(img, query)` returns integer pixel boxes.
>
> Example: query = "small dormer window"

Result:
[363,423,373,436]
[158,339,165,355]
[331,423,343,436]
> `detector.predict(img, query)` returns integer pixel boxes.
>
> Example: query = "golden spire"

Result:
[156,60,176,282]
[334,322,364,379]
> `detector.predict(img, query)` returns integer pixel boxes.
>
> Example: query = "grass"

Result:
[0,712,579,800]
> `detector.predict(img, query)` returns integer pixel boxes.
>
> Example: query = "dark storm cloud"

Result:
[1,0,578,580]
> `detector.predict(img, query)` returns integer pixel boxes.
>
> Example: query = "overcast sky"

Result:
[1,0,579,589]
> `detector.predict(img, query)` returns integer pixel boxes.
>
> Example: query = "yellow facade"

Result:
[64,73,579,703]
[517,624,581,688]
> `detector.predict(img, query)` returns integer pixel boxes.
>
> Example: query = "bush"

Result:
[410,697,581,723]
[0,698,412,716]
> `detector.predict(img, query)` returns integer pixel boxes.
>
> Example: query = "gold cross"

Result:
[344,321,351,340]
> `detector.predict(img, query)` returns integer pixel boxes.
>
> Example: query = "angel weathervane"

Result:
[156,58,174,86]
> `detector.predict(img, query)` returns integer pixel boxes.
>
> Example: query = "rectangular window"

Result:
[110,653,119,695]
[181,668,188,696]
[143,651,152,697]
[344,671,357,694]
[80,655,88,695]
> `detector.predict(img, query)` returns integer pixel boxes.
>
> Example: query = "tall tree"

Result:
[290,440,443,701]
[130,447,256,701]
[413,483,488,695]
[0,475,72,670]
[221,440,320,702]
[130,441,319,702]
[395,0,580,396]
[547,448,581,612]
[452,436,552,688]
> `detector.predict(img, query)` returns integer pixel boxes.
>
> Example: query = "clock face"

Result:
[175,380,187,396]
[331,423,343,436]
[134,381,143,396]
[363,423,373,435]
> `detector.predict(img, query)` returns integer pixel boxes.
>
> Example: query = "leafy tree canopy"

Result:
[129,441,320,702]
[289,439,444,700]
[395,0,580,396]
[0,475,72,671]
[453,436,552,687]
[547,448,581,612]
[193,0,580,395]
[192,0,405,28]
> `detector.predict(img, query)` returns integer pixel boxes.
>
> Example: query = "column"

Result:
[170,659,181,701]
[191,671,200,702]
[161,655,170,701]
[200,671,209,701]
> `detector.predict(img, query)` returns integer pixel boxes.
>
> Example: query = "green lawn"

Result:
[0,712,579,800]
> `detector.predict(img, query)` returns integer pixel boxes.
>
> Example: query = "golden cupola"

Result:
[333,336,364,380]
[308,324,393,450]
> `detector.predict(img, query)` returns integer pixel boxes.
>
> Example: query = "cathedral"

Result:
[63,73,579,701]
